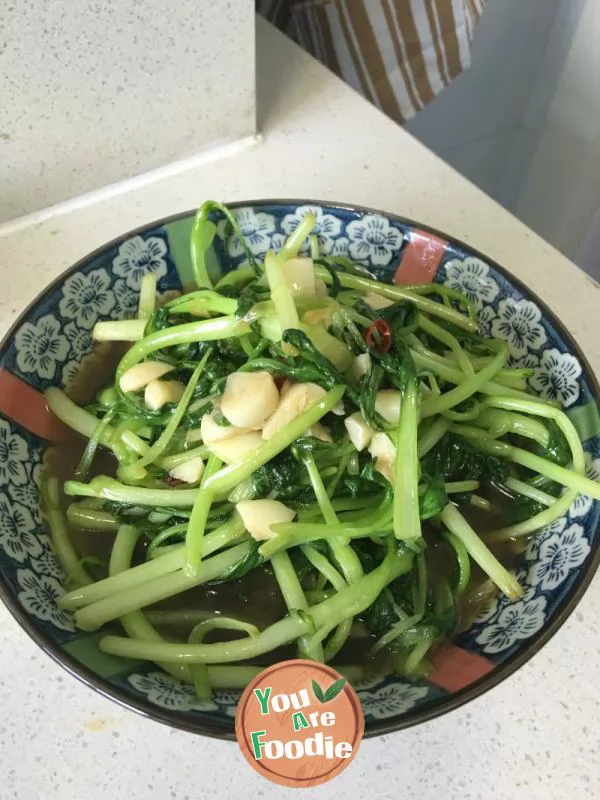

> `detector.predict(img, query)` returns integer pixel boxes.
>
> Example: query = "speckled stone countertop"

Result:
[0,0,255,222]
[0,19,598,800]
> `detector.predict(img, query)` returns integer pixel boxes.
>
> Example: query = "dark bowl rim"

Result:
[1,197,598,742]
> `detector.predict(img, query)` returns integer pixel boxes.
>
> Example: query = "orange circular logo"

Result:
[235,659,364,788]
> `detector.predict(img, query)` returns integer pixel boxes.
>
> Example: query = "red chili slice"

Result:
[364,319,392,353]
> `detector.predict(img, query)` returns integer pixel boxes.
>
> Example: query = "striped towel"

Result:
[257,0,486,123]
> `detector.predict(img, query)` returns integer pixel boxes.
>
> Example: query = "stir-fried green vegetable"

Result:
[44,201,600,698]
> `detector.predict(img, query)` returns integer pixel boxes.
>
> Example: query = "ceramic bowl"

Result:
[0,201,598,739]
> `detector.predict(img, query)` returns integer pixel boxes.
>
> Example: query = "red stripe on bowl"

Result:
[0,369,72,442]
[394,230,447,285]
[428,643,494,693]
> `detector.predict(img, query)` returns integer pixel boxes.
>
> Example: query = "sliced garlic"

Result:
[369,432,397,486]
[375,390,402,424]
[169,456,205,484]
[282,257,316,296]
[369,432,397,461]
[301,307,334,327]
[352,353,371,381]
[344,412,374,451]
[280,380,294,398]
[262,382,326,440]
[331,400,345,416]
[364,291,394,310]
[119,361,173,393]
[315,278,328,297]
[236,499,296,541]
[200,412,250,445]
[186,427,203,445]
[304,422,333,443]
[144,380,186,411]
[206,431,263,465]
[221,371,280,428]
[374,457,395,486]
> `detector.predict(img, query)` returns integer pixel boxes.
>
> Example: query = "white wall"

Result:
[514,0,599,269]
[405,0,600,274]
[405,0,562,208]
[0,0,255,223]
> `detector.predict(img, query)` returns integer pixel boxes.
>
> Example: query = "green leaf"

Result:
[288,549,316,584]
[379,301,419,342]
[235,283,271,319]
[421,433,508,484]
[283,329,348,384]
[362,587,398,635]
[312,679,325,703]
[418,474,448,520]
[359,361,387,430]
[251,452,303,499]
[215,542,263,583]
[323,677,346,702]
[526,423,565,495]
[500,493,546,526]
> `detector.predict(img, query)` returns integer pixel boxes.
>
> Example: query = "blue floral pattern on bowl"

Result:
[3,230,179,392]
[0,201,597,738]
